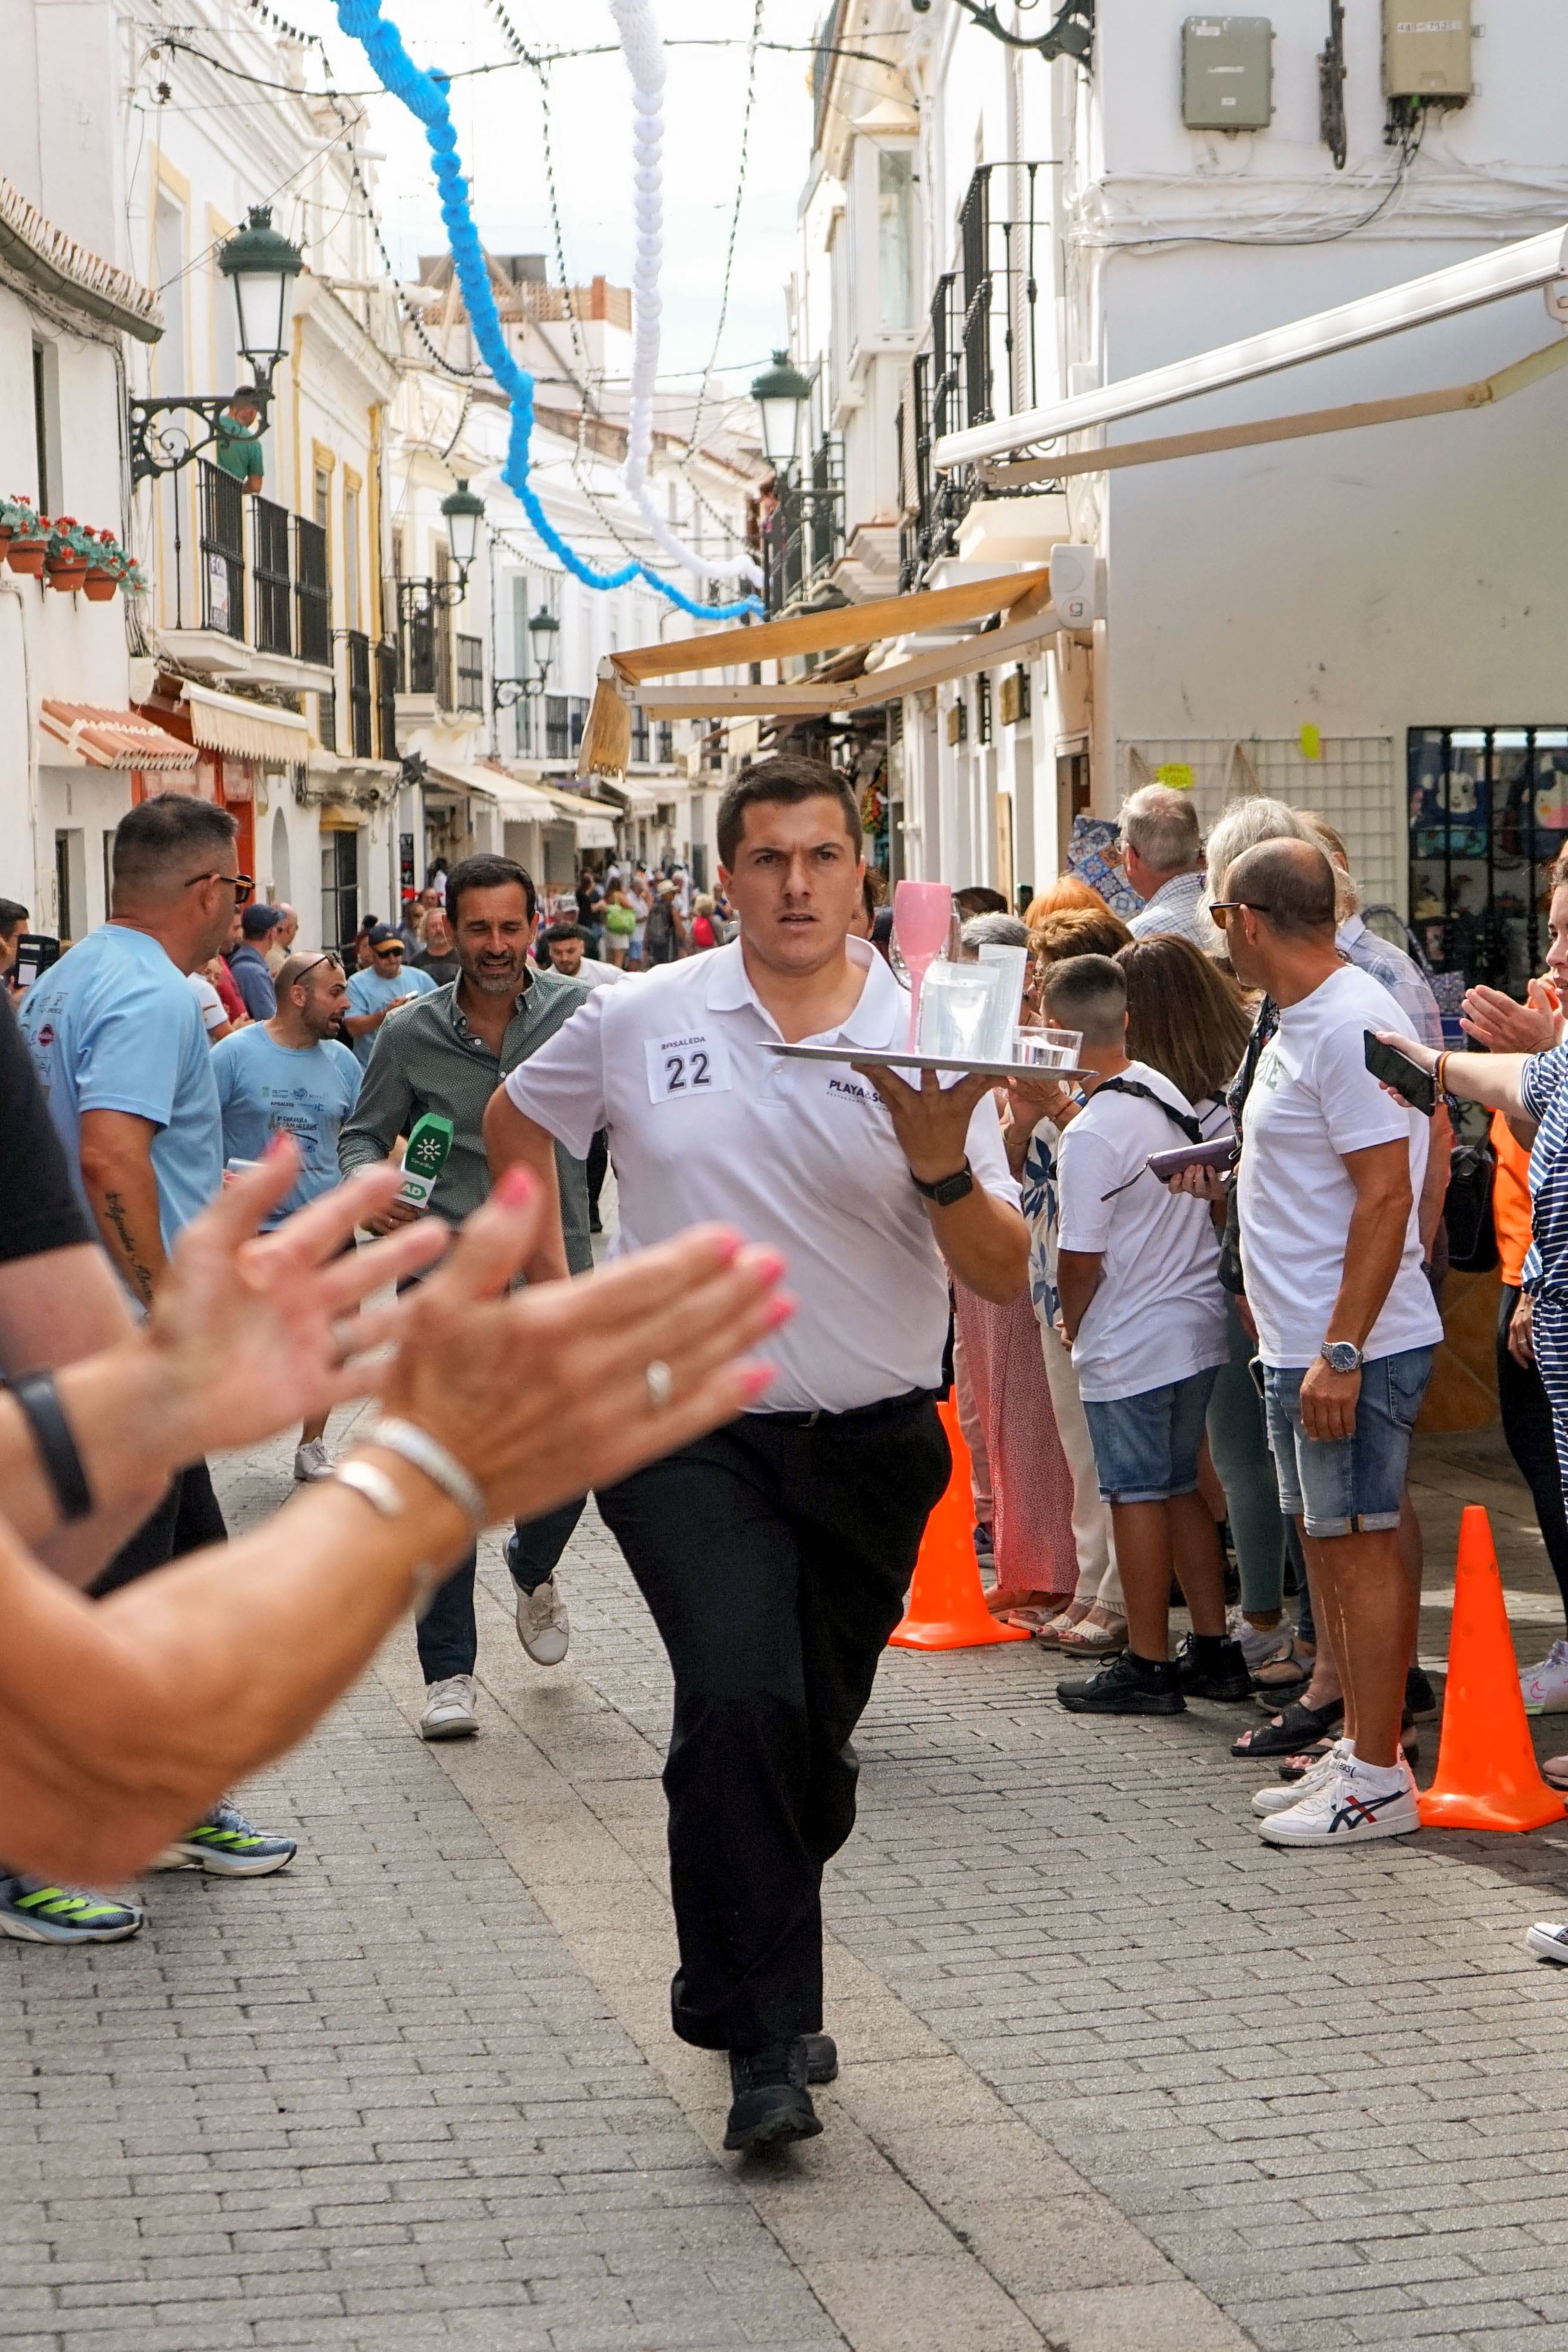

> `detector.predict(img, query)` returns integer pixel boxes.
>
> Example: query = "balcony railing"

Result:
[252,496,292,656]
[896,160,1049,590]
[455,632,484,713]
[199,463,245,639]
[760,435,845,617]
[347,629,373,758]
[376,638,398,758]
[295,517,331,668]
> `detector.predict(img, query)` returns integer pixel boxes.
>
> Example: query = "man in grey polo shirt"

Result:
[339,852,592,1738]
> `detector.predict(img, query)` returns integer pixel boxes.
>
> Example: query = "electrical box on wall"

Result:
[1181,17,1274,130]
[1383,0,1473,97]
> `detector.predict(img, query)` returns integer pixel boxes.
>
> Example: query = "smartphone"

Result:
[1363,1030,1437,1116]
[11,934,60,987]
[1148,1137,1239,1183]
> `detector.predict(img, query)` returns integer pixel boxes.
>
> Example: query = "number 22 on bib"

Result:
[644,1031,732,1104]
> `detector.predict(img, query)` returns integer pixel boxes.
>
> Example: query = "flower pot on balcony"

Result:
[82,568,119,601]
[8,537,47,575]
[45,557,88,591]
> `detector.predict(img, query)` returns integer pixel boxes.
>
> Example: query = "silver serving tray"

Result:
[766,1042,1093,1082]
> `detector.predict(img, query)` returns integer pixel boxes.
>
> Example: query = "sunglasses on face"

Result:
[185,870,255,904]
[1207,901,1273,930]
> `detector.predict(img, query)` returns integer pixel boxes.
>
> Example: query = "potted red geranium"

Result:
[6,499,48,575]
[45,518,92,591]
[83,528,121,601]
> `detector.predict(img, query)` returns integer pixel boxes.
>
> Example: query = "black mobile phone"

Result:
[1363,1029,1437,1116]
[12,934,60,988]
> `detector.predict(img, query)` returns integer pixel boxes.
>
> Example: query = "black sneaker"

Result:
[1406,1665,1439,1717]
[723,2038,823,2153]
[802,2033,837,2084]
[1175,1634,1254,1702]
[1057,1651,1184,1716]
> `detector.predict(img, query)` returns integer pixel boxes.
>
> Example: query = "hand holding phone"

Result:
[1363,1030,1437,1116]
[1148,1137,1239,1183]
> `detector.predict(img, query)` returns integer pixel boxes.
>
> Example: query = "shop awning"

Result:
[38,701,197,771]
[423,759,558,818]
[182,681,311,763]
[577,567,1062,776]
[933,220,1568,469]
[542,784,619,848]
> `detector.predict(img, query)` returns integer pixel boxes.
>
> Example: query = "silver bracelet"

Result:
[363,1417,487,1531]
[330,1457,444,1614]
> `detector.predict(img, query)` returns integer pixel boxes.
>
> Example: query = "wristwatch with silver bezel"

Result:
[1319,1340,1365,1374]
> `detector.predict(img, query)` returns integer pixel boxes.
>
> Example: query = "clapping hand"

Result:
[1462,978,1560,1055]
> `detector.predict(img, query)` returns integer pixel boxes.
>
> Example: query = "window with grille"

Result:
[200,462,244,639]
[545,696,569,760]
[347,630,373,758]
[630,706,650,763]
[320,830,358,953]
[375,639,398,759]
[295,515,330,667]
[252,496,292,654]
[455,633,484,713]
[1409,726,1568,992]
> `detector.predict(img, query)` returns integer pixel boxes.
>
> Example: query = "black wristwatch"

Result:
[912,1160,975,1208]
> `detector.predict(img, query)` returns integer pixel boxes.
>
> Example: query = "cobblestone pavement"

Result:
[7,1417,1568,2352]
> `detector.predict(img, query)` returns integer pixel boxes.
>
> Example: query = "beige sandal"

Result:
[1032,1600,1092,1648]
[1056,1609,1127,1656]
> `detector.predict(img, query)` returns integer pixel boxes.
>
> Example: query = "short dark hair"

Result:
[1040,952,1127,1046]
[112,793,237,897]
[545,922,590,945]
[717,754,861,869]
[954,886,1007,920]
[445,854,537,925]
[1224,839,1337,939]
[0,898,29,937]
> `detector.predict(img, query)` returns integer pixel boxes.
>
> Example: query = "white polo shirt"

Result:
[504,937,1019,1414]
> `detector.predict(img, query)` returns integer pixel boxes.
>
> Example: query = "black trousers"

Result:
[596,1395,949,2054]
[586,1130,609,1226]
[416,1496,586,1682]
[90,1459,228,1597]
[1498,1284,1568,1622]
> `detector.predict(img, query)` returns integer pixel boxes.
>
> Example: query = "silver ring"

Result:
[644,1358,674,1410]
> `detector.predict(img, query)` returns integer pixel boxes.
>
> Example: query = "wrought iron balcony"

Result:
[760,435,845,617]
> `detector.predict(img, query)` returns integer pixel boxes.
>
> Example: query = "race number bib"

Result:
[644,1028,733,1104]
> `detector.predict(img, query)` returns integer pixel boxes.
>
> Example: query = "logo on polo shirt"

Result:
[826,1075,877,1105]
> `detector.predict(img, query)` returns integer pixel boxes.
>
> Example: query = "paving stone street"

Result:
[8,1417,1568,2352]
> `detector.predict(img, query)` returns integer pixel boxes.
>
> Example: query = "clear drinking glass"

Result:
[1029,1025,1084,1070]
[916,959,1004,1059]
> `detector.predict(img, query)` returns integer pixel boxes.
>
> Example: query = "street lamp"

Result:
[750,350,813,476]
[493,602,559,710]
[129,203,304,482]
[440,480,486,580]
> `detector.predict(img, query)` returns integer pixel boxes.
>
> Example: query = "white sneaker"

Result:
[293,1439,332,1483]
[1526,1920,1568,1964]
[1226,1607,1294,1673]
[1258,1758,1419,1847]
[515,1577,570,1667]
[1520,1639,1568,1714]
[1252,1737,1352,1816]
[419,1674,478,1739]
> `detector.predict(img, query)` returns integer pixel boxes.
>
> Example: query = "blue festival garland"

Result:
[335,0,762,619]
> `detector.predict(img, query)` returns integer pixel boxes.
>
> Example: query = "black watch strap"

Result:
[911,1160,975,1207]
[10,1371,94,1522]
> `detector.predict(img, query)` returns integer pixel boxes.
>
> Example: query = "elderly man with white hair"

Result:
[1119,784,1208,946]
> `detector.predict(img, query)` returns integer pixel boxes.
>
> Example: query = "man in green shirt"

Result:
[339,854,592,1737]
[214,392,265,494]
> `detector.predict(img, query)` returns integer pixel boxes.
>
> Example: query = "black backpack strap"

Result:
[1094,1076,1205,1146]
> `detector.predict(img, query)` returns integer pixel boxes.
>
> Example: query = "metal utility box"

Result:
[1383,0,1473,97]
[1182,17,1274,129]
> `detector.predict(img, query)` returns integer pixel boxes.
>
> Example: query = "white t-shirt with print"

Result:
[1237,965,1443,1369]
[1055,1059,1230,1405]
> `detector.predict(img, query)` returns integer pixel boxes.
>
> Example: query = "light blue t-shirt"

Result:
[19,923,222,1250]
[344,963,440,1068]
[211,1024,362,1225]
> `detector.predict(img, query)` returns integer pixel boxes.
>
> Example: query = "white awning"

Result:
[424,760,557,818]
[181,680,311,764]
[604,777,661,815]
[933,221,1568,469]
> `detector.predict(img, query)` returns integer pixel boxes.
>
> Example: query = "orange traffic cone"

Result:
[890,1395,1031,1650]
[1418,1504,1566,1832]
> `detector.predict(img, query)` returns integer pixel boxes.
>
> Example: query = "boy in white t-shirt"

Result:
[1044,956,1249,1716]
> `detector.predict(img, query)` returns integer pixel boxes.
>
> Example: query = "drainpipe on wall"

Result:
[0,580,42,919]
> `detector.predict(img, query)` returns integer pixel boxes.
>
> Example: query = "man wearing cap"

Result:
[484,752,1029,2155]
[343,923,440,1070]
[225,904,283,1021]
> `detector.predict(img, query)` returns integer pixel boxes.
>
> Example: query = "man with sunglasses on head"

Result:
[343,923,440,1070]
[18,792,297,1886]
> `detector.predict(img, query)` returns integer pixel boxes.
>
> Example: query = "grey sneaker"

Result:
[293,1439,332,1482]
[515,1577,570,1667]
[419,1674,479,1739]
[0,1873,144,1943]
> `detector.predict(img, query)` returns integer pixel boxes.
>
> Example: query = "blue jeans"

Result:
[1262,1348,1434,1540]
[1082,1366,1221,1505]
[416,1497,584,1683]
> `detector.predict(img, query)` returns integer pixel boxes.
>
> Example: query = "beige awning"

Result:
[39,701,197,770]
[542,784,618,848]
[182,681,311,764]
[425,759,557,818]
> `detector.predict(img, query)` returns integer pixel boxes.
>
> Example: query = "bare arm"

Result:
[1418,1101,1452,1257]
[0,1179,788,1882]
[1298,1137,1416,1441]
[1056,1248,1103,1345]
[1377,1030,1530,1122]
[483,1088,572,1284]
[76,1108,166,1305]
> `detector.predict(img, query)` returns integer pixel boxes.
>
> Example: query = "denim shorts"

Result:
[1262,1347,1434,1538]
[1082,1365,1221,1505]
